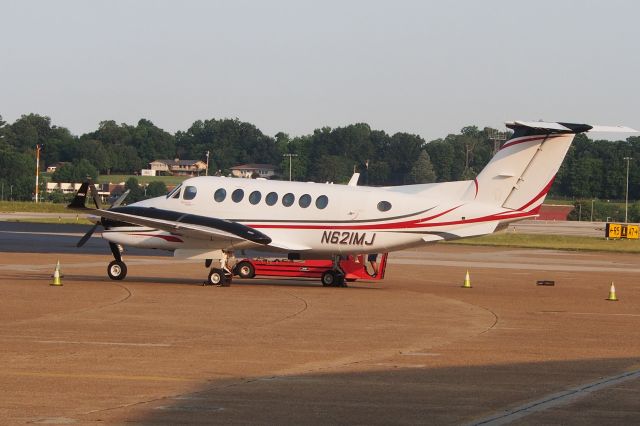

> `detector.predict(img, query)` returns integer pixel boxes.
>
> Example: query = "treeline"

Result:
[1,113,639,207]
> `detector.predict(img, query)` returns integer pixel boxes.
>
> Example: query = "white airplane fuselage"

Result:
[101,175,527,258]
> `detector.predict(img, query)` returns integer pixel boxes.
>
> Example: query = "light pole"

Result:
[205,150,210,176]
[283,153,298,181]
[578,202,582,221]
[624,157,632,223]
[35,144,42,203]
[590,199,595,222]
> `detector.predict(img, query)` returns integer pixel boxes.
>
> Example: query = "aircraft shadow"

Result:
[123,356,640,425]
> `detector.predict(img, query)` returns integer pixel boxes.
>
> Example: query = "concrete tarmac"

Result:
[1,233,639,424]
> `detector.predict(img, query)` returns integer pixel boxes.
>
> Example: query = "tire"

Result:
[207,268,225,286]
[107,260,127,281]
[235,261,255,279]
[321,270,345,287]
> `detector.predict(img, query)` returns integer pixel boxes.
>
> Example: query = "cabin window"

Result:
[282,193,295,207]
[315,195,328,209]
[249,190,261,205]
[214,188,226,202]
[266,192,278,206]
[183,186,197,200]
[299,194,311,208]
[232,189,244,203]
[172,188,181,199]
[377,201,392,212]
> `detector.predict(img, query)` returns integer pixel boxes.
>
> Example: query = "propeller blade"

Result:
[111,189,130,208]
[77,223,99,247]
[88,183,102,210]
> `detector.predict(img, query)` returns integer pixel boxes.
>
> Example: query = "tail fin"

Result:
[67,181,102,210]
[67,182,91,210]
[473,121,636,213]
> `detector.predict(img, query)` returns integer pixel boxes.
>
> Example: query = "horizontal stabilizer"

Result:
[507,121,638,134]
[587,125,638,133]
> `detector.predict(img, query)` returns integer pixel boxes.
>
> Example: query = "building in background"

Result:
[230,163,277,179]
[149,159,207,177]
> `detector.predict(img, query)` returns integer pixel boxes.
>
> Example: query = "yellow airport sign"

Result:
[605,223,639,240]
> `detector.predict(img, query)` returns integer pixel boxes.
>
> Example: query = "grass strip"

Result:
[447,233,640,253]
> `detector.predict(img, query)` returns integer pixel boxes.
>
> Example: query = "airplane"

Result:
[68,121,636,287]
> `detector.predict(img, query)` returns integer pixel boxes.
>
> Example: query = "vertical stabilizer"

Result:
[471,121,635,213]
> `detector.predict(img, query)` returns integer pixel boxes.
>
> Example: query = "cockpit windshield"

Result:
[166,183,182,199]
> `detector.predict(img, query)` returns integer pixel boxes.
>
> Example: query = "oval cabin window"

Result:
[299,194,312,208]
[315,195,329,209]
[232,189,244,203]
[249,191,261,205]
[214,188,226,202]
[266,192,278,206]
[377,201,392,212]
[282,193,295,207]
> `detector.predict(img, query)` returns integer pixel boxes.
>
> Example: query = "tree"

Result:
[0,151,34,200]
[145,181,168,198]
[125,177,146,203]
[408,150,436,184]
[52,159,98,182]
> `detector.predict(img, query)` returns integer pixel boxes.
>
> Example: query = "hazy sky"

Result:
[1,0,639,141]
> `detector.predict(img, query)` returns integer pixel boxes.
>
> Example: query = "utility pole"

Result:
[591,199,595,222]
[283,153,298,181]
[624,157,632,223]
[205,150,210,176]
[35,144,41,203]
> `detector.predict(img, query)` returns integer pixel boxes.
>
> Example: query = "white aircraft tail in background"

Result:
[68,120,637,286]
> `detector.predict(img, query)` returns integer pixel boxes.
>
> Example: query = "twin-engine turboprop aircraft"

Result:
[68,121,636,286]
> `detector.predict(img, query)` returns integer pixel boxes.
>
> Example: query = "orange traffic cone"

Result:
[462,270,472,288]
[606,282,618,301]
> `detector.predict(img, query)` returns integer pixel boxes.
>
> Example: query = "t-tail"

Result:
[472,121,637,214]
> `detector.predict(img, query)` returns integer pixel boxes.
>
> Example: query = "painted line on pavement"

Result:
[468,369,640,426]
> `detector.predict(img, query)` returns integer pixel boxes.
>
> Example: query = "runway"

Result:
[0,223,639,424]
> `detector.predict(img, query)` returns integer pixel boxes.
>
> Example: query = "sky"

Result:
[1,0,639,141]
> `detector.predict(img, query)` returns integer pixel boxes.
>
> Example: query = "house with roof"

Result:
[149,159,207,177]
[229,163,277,179]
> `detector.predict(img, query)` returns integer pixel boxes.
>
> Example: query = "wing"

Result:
[97,206,272,246]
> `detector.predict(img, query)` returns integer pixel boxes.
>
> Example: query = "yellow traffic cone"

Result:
[606,282,618,301]
[50,260,63,286]
[462,270,472,288]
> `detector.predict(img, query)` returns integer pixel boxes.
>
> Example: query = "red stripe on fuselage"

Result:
[246,208,532,231]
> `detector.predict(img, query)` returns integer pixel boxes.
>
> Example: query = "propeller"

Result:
[76,186,130,247]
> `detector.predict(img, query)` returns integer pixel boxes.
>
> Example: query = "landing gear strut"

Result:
[107,243,127,280]
[321,255,346,287]
[204,251,234,286]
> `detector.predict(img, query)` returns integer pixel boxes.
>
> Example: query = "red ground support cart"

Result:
[233,253,388,286]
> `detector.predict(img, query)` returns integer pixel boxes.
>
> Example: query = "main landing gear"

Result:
[203,251,234,287]
[107,243,127,280]
[321,255,347,287]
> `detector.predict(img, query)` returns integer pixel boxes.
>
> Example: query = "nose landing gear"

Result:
[107,243,127,280]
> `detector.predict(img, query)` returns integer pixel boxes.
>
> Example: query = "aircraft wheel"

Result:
[235,261,255,279]
[208,268,232,286]
[321,270,345,287]
[107,260,127,281]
